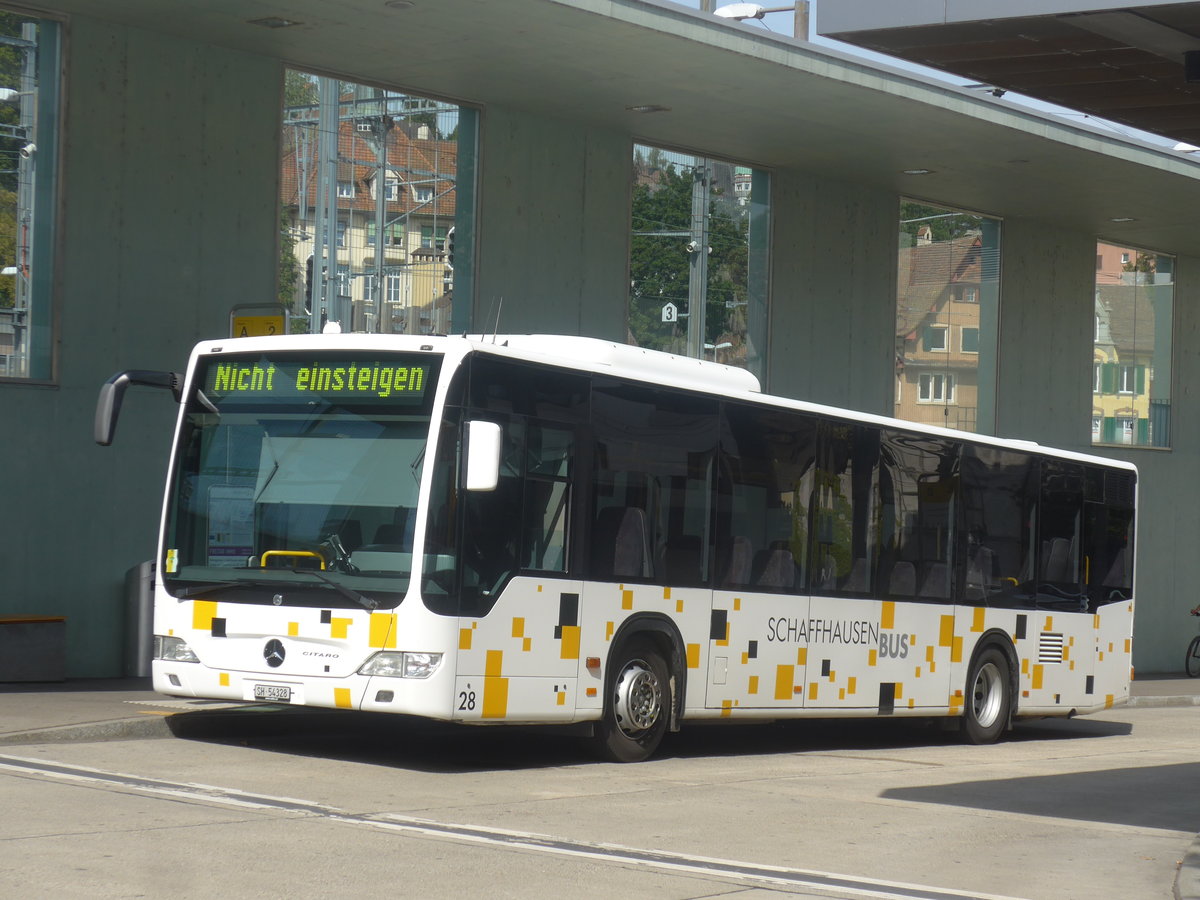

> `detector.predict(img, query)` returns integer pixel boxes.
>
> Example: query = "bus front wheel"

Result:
[962,646,1012,745]
[593,637,669,763]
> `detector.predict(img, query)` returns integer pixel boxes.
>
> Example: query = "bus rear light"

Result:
[359,651,443,679]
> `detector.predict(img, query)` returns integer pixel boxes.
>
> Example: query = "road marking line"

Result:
[0,753,1032,900]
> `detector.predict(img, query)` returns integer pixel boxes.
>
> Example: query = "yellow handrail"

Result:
[260,550,326,570]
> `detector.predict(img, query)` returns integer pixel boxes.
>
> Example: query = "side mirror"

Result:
[464,420,502,492]
[94,370,183,446]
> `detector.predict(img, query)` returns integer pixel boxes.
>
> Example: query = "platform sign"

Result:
[232,314,285,337]
[230,304,288,338]
[662,302,678,323]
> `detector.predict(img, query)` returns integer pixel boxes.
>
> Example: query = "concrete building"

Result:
[2,0,1200,676]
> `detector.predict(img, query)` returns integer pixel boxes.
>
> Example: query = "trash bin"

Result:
[124,560,154,678]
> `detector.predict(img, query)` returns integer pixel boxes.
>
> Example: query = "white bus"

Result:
[96,334,1136,761]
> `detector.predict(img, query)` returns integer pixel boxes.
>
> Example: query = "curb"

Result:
[1177,835,1200,900]
[0,715,175,745]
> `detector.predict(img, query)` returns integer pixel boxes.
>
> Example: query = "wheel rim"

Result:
[613,658,662,737]
[970,660,1003,728]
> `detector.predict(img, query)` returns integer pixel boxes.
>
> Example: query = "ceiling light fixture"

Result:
[625,104,670,114]
[384,0,415,9]
[902,168,934,175]
[1110,217,1136,223]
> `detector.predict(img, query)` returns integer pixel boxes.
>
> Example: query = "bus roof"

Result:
[464,333,762,396]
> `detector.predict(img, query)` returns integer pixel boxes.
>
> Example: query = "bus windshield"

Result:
[162,351,442,608]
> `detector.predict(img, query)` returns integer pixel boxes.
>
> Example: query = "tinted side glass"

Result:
[468,355,589,422]
[1083,468,1135,608]
[880,433,959,603]
[718,403,817,593]
[961,446,1037,607]
[590,382,717,587]
[812,421,881,597]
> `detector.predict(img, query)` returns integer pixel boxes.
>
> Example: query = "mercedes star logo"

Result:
[263,639,286,668]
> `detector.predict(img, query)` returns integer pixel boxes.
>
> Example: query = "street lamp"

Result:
[713,2,808,39]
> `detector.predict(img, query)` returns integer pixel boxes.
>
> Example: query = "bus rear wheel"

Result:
[962,646,1012,745]
[593,637,669,763]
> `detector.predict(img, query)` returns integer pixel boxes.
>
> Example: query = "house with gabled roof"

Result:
[894,228,986,432]
[280,105,456,334]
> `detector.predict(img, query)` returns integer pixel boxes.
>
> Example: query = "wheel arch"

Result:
[967,627,1020,725]
[608,613,687,732]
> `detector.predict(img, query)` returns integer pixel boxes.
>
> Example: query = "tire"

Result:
[592,637,670,763]
[962,646,1012,744]
[1186,635,1200,678]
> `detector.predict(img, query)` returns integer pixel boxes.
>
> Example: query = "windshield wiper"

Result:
[174,572,378,610]
[293,567,379,611]
[174,577,287,599]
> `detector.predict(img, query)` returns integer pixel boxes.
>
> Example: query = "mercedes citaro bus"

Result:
[96,333,1136,761]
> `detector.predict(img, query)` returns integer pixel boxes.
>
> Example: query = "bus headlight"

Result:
[154,635,199,663]
[358,651,443,679]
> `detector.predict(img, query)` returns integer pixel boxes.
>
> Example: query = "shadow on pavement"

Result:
[882,761,1200,832]
[164,705,1135,774]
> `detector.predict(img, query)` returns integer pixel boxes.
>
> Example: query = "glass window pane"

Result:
[1037,460,1085,609]
[0,14,58,380]
[880,433,959,602]
[628,145,769,379]
[1093,242,1172,448]
[717,403,817,593]
[896,201,1000,433]
[812,422,880,596]
[280,73,474,336]
[1082,467,1135,608]
[589,382,717,586]
[961,446,1036,605]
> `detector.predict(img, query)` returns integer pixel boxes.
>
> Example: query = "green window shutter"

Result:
[1101,363,1116,394]
[1103,417,1117,443]
[1137,418,1149,444]
[1136,366,1146,394]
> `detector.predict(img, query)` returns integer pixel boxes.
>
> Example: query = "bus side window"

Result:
[1037,460,1086,610]
[961,446,1036,607]
[590,382,717,587]
[878,432,960,604]
[718,403,816,595]
[1082,467,1135,609]
[812,422,880,597]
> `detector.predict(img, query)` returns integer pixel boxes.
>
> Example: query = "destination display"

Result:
[201,355,435,404]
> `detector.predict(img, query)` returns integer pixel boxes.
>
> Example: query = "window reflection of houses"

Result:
[280,99,456,334]
[1092,242,1172,447]
[895,225,986,433]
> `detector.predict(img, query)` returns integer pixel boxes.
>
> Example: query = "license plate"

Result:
[253,684,292,702]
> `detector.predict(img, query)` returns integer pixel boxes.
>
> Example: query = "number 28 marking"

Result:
[458,689,476,711]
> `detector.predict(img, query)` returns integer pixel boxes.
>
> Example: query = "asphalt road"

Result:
[1,705,1195,900]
